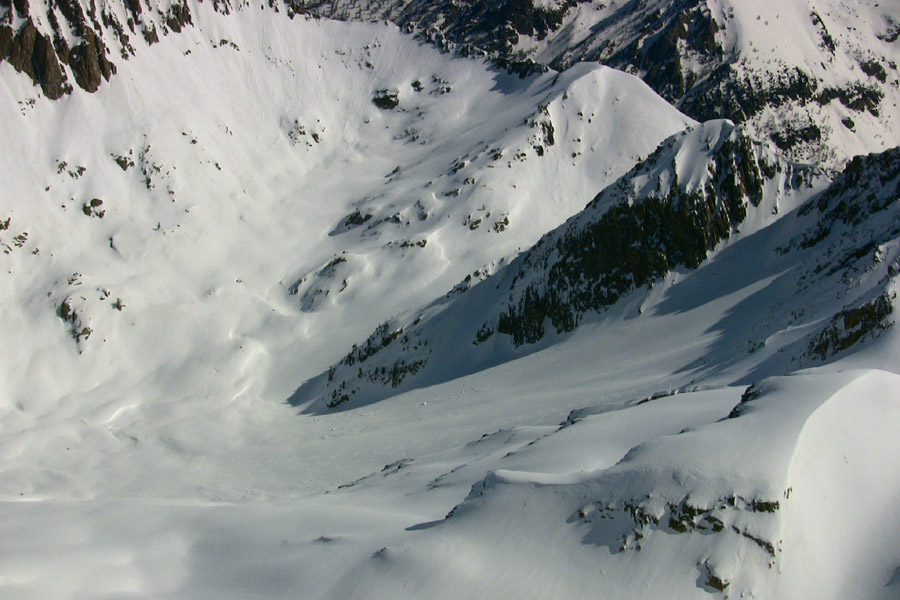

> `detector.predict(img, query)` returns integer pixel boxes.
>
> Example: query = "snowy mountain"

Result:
[295,119,841,409]
[322,369,900,599]
[308,0,900,170]
[5,0,898,170]
[0,7,693,445]
[283,124,900,600]
[3,0,900,597]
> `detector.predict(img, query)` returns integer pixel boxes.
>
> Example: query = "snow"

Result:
[0,6,693,499]
[1,0,900,598]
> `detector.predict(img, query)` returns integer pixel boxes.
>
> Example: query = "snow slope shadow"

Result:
[289,120,842,412]
[661,147,900,383]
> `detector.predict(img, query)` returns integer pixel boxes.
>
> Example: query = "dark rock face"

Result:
[434,0,574,51]
[124,0,142,19]
[69,27,116,92]
[164,0,192,33]
[311,0,575,57]
[0,0,118,97]
[794,147,900,250]
[1,20,69,98]
[11,0,28,18]
[680,66,815,126]
[807,295,893,360]
[0,26,11,59]
[0,0,199,98]
[598,1,721,105]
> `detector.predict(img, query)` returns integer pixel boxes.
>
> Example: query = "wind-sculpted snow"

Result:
[329,370,900,599]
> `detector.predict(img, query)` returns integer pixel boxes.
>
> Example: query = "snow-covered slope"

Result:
[6,0,897,170]
[322,369,900,600]
[309,0,900,170]
[3,1,900,598]
[283,136,900,600]
[299,119,881,410]
[0,3,697,503]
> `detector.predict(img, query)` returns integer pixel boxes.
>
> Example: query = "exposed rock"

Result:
[3,20,69,99]
[372,89,399,109]
[54,0,88,35]
[12,0,28,19]
[163,0,192,33]
[113,154,134,170]
[807,295,894,360]
[82,198,105,218]
[69,27,116,92]
[124,0,142,19]
[0,26,12,60]
[308,0,897,169]
[494,124,801,346]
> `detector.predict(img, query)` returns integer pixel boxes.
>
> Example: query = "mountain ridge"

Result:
[306,0,900,170]
[295,123,900,411]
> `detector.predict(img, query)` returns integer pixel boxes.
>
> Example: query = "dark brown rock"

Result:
[124,0,142,18]
[69,27,116,92]
[53,31,70,63]
[142,23,158,44]
[6,19,36,73]
[31,26,65,97]
[5,20,68,98]
[165,0,192,33]
[0,25,12,61]
[53,0,86,34]
[12,0,27,19]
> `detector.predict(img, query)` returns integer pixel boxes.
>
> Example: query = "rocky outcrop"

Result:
[69,27,116,92]
[0,0,190,97]
[0,20,69,98]
[294,121,830,410]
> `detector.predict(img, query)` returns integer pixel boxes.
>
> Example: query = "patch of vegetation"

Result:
[340,321,405,367]
[859,59,887,83]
